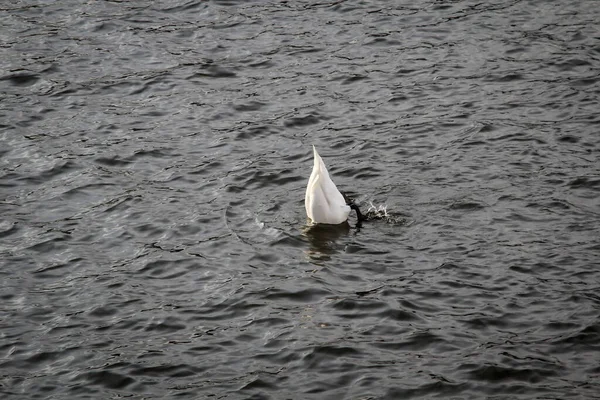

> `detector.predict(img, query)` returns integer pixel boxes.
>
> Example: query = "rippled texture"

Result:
[1,0,599,398]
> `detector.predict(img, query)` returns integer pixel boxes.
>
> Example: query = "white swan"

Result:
[305,146,351,224]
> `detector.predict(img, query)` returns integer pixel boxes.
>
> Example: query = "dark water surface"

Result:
[1,0,599,398]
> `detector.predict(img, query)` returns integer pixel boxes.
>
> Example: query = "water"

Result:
[1,0,599,398]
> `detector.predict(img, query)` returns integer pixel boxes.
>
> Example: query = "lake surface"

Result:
[1,0,599,399]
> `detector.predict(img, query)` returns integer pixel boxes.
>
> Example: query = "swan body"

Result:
[305,146,351,224]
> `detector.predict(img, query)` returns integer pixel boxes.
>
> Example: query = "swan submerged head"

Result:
[305,146,363,225]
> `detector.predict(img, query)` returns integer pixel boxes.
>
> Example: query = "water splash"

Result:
[364,202,406,224]
[366,202,389,219]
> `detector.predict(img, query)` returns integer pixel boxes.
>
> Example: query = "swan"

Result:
[305,146,364,224]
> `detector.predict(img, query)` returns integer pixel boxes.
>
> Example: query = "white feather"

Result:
[305,146,351,224]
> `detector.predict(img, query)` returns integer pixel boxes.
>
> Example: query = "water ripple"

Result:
[1,0,599,399]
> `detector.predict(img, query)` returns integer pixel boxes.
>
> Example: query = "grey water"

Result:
[1,1,599,399]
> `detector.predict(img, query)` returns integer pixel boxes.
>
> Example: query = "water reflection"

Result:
[302,222,351,261]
